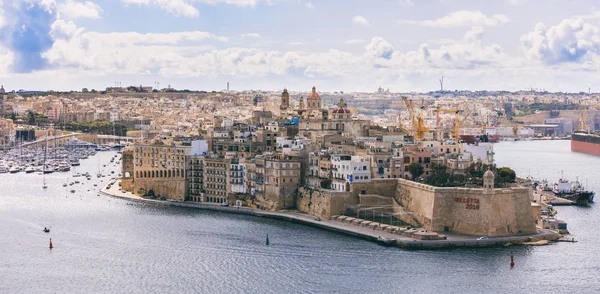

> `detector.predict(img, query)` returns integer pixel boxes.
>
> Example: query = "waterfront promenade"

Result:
[101,179,560,249]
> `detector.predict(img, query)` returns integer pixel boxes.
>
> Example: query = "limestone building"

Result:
[203,155,228,204]
[130,140,190,200]
[254,154,301,210]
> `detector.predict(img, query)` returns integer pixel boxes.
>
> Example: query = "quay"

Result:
[101,179,561,249]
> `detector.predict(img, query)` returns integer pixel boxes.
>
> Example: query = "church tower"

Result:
[280,88,289,110]
[483,169,495,194]
[306,86,321,111]
[298,96,305,110]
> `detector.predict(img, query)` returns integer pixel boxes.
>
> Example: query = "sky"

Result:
[1,0,600,93]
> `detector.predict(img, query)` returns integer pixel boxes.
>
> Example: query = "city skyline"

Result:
[2,0,600,92]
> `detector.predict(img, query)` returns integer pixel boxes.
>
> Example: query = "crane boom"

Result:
[402,96,428,140]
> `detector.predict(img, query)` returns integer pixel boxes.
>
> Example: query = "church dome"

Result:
[307,86,320,100]
[332,98,351,114]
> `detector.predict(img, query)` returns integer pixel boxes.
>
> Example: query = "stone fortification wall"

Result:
[259,186,297,210]
[296,187,354,218]
[133,178,186,201]
[396,179,436,230]
[396,179,536,236]
[349,179,398,198]
[296,178,536,237]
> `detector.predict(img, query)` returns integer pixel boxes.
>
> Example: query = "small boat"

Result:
[43,228,50,233]
[25,166,35,173]
[9,166,20,173]
[63,183,68,187]
[70,190,75,193]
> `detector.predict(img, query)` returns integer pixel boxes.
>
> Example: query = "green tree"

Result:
[498,167,516,184]
[27,111,35,125]
[408,162,424,181]
[425,163,451,186]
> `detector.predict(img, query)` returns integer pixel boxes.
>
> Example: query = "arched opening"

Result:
[125,172,131,178]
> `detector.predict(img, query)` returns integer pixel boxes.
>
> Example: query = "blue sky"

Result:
[1,0,600,92]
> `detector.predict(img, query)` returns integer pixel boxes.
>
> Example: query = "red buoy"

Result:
[510,254,514,267]
[49,238,53,249]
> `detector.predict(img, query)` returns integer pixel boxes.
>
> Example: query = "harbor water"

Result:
[1,140,600,293]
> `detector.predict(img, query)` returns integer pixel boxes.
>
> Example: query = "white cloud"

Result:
[521,17,600,64]
[305,1,315,9]
[365,37,394,59]
[122,0,199,18]
[58,0,103,19]
[352,15,370,27]
[345,39,366,45]
[398,10,511,28]
[241,33,260,38]
[0,45,13,76]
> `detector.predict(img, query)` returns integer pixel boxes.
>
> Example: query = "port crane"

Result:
[402,96,428,140]
[435,107,469,144]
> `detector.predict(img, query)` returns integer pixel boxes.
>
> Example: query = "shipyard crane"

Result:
[402,96,428,140]
[454,110,470,143]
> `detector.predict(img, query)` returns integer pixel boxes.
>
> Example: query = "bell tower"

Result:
[280,88,289,110]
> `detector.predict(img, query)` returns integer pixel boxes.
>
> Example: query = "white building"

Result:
[330,155,371,191]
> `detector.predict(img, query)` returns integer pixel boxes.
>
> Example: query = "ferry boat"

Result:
[571,132,600,156]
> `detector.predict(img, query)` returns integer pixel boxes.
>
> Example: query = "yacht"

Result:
[43,166,54,174]
[9,166,20,173]
[57,162,71,172]
[0,166,8,173]
[24,166,35,173]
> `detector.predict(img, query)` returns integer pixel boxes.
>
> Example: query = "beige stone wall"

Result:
[296,187,354,218]
[133,178,186,201]
[258,185,296,210]
[396,179,436,230]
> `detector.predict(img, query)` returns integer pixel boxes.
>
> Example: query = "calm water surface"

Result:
[1,141,600,293]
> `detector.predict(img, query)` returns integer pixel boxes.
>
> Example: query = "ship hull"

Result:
[571,138,600,156]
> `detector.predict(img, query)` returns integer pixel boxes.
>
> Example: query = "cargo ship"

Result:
[459,134,499,144]
[571,132,600,156]
[552,178,595,206]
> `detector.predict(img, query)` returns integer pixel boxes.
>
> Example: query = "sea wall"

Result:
[133,178,186,201]
[396,179,436,230]
[296,187,354,218]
